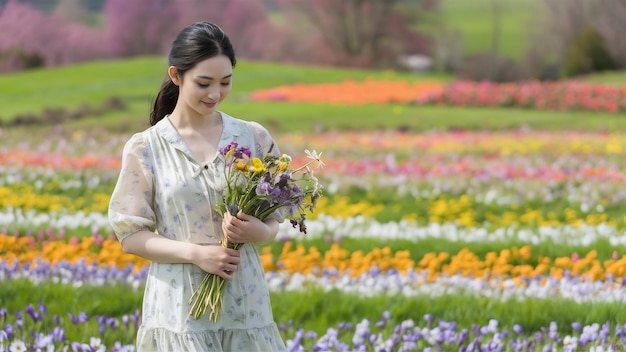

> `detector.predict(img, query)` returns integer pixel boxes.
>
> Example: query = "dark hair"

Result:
[150,22,236,126]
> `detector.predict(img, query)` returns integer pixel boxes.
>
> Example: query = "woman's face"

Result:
[176,55,233,117]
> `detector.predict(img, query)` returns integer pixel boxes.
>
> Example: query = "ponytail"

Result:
[150,77,179,126]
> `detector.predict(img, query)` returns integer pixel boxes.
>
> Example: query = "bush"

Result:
[458,53,528,83]
[0,50,45,72]
[561,26,616,78]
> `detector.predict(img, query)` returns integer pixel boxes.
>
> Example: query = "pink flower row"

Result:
[418,81,626,114]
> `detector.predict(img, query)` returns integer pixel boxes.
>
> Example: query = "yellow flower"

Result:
[236,160,247,171]
[250,157,265,174]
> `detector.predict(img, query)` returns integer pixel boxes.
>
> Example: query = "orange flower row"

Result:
[0,234,148,273]
[261,243,626,286]
[3,234,625,287]
[249,79,444,105]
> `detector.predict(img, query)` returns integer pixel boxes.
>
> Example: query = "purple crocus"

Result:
[25,304,41,322]
[4,323,13,339]
[52,326,65,342]
[68,312,89,325]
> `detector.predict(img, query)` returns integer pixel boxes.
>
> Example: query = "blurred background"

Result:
[0,0,622,80]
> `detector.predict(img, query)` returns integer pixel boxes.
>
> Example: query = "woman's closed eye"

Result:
[197,82,230,88]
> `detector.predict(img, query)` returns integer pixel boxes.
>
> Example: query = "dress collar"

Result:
[153,111,243,163]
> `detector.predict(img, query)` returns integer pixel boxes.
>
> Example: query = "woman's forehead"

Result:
[190,55,233,79]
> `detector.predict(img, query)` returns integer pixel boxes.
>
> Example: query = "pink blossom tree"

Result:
[104,0,182,56]
[0,0,61,70]
[0,0,113,71]
[175,0,279,61]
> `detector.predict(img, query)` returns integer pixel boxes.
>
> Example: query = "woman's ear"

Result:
[168,66,181,86]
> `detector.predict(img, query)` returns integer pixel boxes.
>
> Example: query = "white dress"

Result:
[108,112,287,351]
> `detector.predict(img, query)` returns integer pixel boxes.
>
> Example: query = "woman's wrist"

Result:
[256,219,279,244]
[185,243,201,265]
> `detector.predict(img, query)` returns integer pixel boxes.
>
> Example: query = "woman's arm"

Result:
[121,230,241,280]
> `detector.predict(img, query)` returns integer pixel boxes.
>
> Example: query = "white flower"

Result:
[9,340,27,352]
[89,337,106,352]
[304,149,325,168]
[563,336,578,348]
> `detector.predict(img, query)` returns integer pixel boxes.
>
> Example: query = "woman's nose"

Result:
[207,88,220,101]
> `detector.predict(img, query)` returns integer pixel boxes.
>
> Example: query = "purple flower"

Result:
[424,314,433,327]
[121,315,130,328]
[256,181,273,196]
[25,304,41,322]
[219,142,238,156]
[4,324,13,339]
[68,312,89,325]
[339,322,352,330]
[233,146,250,159]
[276,172,293,188]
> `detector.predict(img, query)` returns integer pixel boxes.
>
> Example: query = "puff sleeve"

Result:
[108,133,157,243]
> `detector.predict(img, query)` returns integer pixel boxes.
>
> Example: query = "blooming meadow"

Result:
[2,123,626,351]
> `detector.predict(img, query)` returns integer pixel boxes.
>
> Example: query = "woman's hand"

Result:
[192,245,241,280]
[222,211,277,244]
[119,230,242,280]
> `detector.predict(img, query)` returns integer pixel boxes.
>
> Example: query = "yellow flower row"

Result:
[3,233,625,286]
[0,184,110,213]
[320,195,612,228]
[263,243,626,286]
[0,182,616,229]
[277,131,626,155]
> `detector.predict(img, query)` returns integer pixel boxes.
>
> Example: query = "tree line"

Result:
[0,0,623,81]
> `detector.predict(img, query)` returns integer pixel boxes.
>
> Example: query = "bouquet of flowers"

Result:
[188,141,324,321]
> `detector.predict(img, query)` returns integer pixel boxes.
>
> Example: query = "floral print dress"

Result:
[108,112,286,351]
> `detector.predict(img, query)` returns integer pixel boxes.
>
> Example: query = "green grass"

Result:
[10,100,626,137]
[272,289,626,336]
[3,57,626,136]
[0,56,449,120]
[438,0,541,60]
[3,279,626,345]
[57,100,626,135]
[579,70,626,85]
[219,102,626,134]
[0,56,165,119]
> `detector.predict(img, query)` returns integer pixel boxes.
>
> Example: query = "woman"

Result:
[108,22,287,351]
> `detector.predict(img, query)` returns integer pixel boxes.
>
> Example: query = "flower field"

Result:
[3,119,626,351]
[250,79,626,114]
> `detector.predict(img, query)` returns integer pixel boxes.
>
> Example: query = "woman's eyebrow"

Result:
[195,74,233,80]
